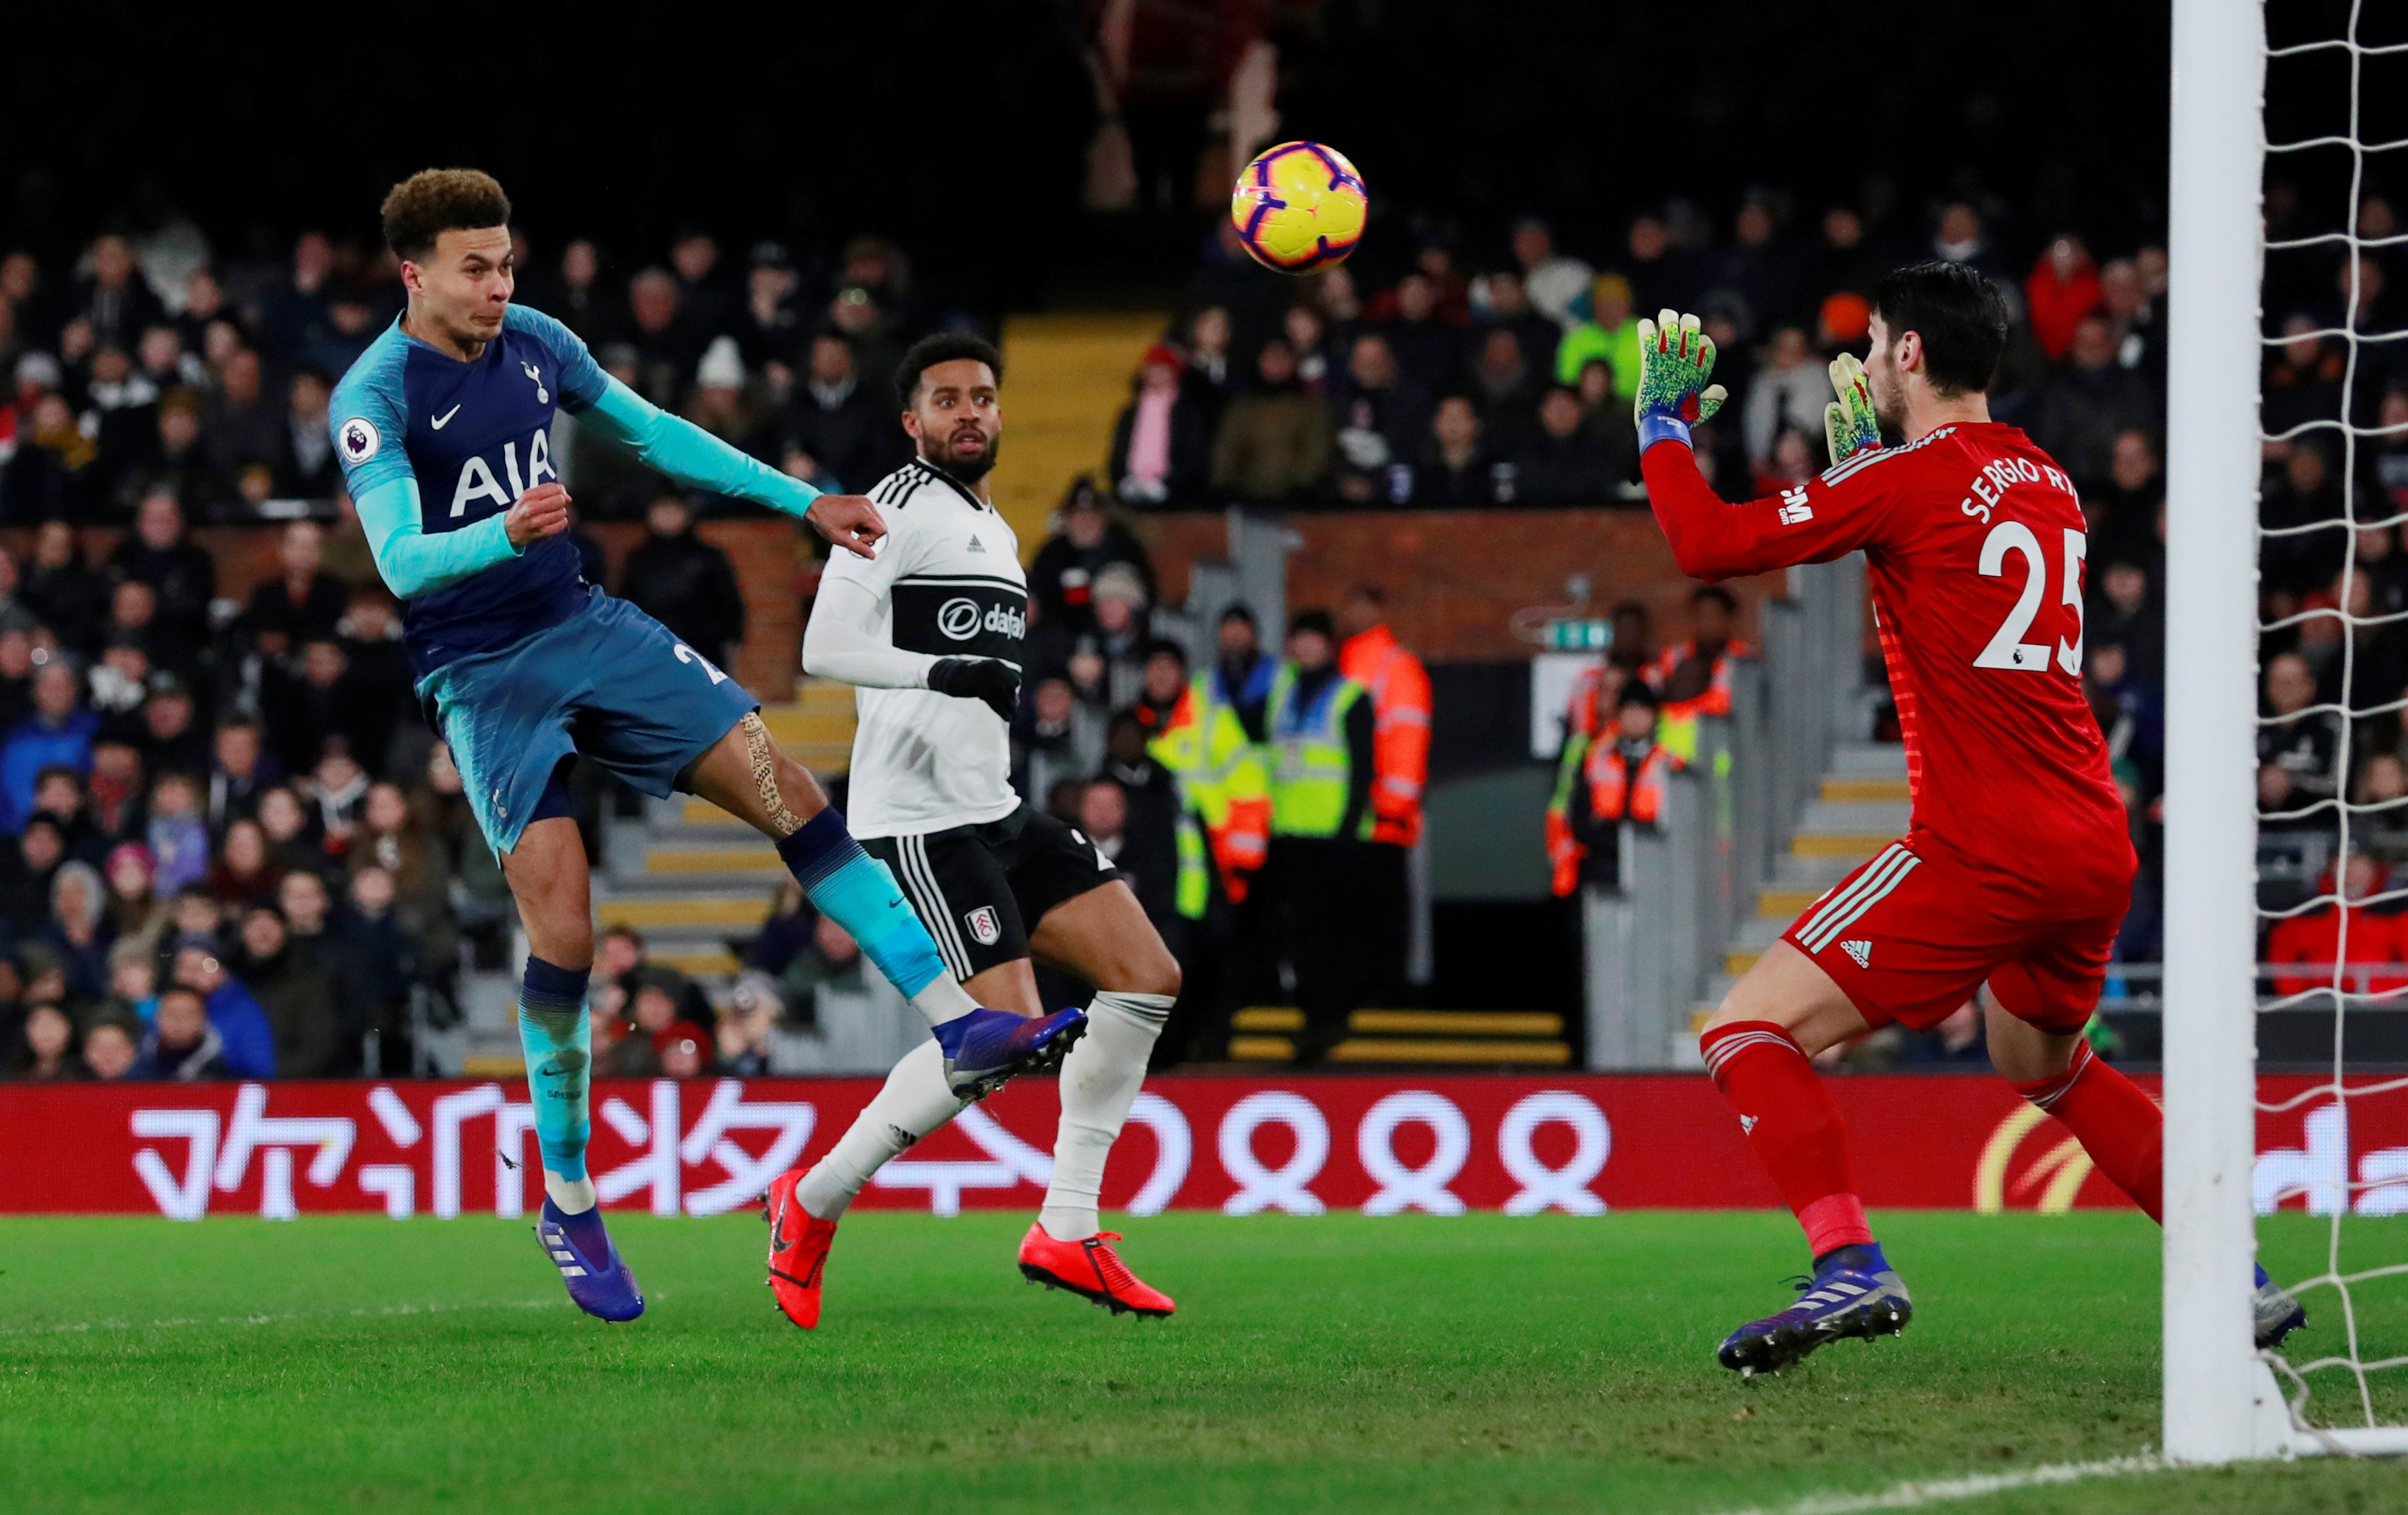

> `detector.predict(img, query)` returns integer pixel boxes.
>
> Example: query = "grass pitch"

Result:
[1,1210,2404,1513]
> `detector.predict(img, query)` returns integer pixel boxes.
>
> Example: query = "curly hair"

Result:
[893,331,1004,409]
[379,168,511,262]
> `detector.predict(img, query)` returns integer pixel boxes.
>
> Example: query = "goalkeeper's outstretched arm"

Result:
[1633,307,1895,581]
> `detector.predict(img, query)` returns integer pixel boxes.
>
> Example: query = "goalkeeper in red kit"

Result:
[1633,261,2307,1375]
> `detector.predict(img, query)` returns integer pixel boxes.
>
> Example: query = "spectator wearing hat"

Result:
[1084,562,1152,701]
[1553,273,1641,397]
[1028,482,1156,638]
[1562,680,1681,892]
[1209,338,1333,505]
[0,816,67,940]
[1209,604,1276,740]
[137,674,209,779]
[1109,342,1212,504]
[733,241,804,373]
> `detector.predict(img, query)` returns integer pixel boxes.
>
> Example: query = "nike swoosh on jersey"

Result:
[430,404,463,429]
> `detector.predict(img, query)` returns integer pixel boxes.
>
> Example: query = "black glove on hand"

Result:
[927,656,1022,722]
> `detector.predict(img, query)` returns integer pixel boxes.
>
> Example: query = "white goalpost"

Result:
[2165,0,2408,1460]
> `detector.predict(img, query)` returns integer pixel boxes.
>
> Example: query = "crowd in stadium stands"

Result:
[1108,199,2178,993]
[39,173,2408,1071]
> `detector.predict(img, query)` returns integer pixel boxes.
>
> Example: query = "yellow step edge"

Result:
[461,1053,525,1077]
[1350,1010,1564,1037]
[1325,1039,1572,1065]
[645,849,784,875]
[1760,889,1823,918]
[1232,1007,1305,1032]
[760,714,856,744]
[1228,1036,1296,1061]
[1821,777,1912,802]
[597,897,771,928]
[653,948,742,977]
[1725,951,1763,976]
[1791,834,1894,858]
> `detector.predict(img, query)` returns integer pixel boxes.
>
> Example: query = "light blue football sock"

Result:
[778,808,974,1026]
[517,955,596,1217]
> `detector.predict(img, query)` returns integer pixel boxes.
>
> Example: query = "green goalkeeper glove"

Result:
[1633,309,1727,453]
[1822,351,1882,466]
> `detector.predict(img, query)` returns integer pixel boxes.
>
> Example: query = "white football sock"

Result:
[1039,991,1171,1242]
[797,1038,968,1220]
[911,975,981,1027]
[544,1173,598,1214]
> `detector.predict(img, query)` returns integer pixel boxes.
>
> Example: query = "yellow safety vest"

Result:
[1150,674,1270,917]
[1265,664,1371,840]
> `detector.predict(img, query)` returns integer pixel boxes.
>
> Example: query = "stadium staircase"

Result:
[455,684,856,1075]
[992,312,1166,547]
[1699,741,1910,1011]
[1225,1007,1572,1066]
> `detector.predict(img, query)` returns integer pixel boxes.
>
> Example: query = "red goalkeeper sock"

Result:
[1701,1020,1872,1257]
[2011,1040,2163,1222]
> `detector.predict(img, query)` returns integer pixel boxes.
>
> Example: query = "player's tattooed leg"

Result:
[741,710,804,838]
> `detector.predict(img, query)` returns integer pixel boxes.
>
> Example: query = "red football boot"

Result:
[1015,1223,1176,1318]
[762,1170,838,1330]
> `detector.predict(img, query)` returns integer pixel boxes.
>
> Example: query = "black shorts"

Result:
[862,802,1123,981]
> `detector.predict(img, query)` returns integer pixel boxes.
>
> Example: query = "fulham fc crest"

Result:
[965,906,1001,946]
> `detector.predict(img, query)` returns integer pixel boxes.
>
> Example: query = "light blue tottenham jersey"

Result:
[330,305,607,675]
[332,300,834,679]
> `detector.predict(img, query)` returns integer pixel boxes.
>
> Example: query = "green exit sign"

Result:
[1545,618,1612,651]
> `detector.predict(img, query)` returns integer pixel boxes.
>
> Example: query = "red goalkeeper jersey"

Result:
[1643,424,2130,888]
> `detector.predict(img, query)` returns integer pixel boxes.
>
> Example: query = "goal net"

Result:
[2166,0,2408,1460]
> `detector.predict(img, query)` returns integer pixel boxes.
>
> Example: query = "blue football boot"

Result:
[933,1007,1087,1100]
[2256,1263,2308,1349]
[1718,1243,1913,1376]
[534,1198,645,1322]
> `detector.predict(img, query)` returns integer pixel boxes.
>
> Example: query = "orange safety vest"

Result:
[1338,622,1431,847]
[1547,662,1614,897]
[1584,740,1676,824]
[1643,638,1750,720]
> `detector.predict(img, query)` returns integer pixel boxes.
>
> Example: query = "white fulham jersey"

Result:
[821,458,1027,838]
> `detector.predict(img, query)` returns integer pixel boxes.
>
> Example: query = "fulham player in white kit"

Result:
[761,334,1183,1325]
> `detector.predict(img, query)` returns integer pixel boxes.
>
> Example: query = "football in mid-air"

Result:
[1230,141,1368,272]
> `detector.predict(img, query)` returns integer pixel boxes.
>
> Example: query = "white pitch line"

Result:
[1705,1455,2166,1515]
[0,1297,567,1339]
